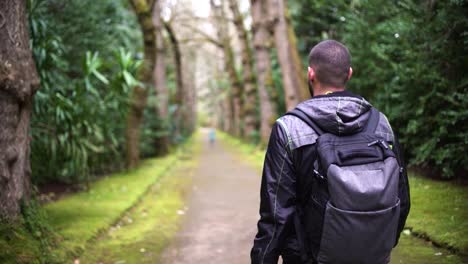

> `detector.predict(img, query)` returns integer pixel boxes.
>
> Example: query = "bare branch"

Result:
[177,23,223,48]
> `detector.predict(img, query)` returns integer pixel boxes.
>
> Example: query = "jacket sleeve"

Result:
[251,122,297,264]
[392,134,411,246]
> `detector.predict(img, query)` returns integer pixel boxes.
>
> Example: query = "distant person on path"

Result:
[209,128,216,146]
[251,40,410,264]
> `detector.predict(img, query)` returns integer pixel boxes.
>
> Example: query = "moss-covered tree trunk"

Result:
[211,0,243,137]
[251,0,277,144]
[182,49,197,134]
[152,0,170,155]
[268,0,308,110]
[164,22,185,138]
[126,0,157,168]
[0,0,40,220]
[228,0,258,140]
[223,92,234,133]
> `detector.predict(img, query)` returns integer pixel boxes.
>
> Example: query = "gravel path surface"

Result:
[161,134,260,264]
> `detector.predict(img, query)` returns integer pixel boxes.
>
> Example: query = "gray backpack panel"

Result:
[314,131,401,263]
[287,107,402,264]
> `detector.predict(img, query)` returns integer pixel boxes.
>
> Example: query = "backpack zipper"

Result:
[367,140,389,149]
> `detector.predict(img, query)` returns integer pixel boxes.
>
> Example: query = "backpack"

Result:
[286,107,401,264]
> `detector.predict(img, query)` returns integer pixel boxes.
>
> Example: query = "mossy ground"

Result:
[0,222,44,264]
[78,152,198,263]
[219,131,468,262]
[44,155,179,259]
[405,175,468,253]
[0,135,198,264]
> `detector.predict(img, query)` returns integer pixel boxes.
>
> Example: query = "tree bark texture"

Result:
[223,92,233,133]
[0,0,40,220]
[251,0,277,144]
[164,22,185,137]
[213,59,233,133]
[269,0,309,111]
[182,50,197,134]
[126,0,157,168]
[227,0,258,140]
[211,0,243,137]
[152,1,170,155]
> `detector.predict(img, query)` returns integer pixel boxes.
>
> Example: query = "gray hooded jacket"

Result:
[251,91,410,264]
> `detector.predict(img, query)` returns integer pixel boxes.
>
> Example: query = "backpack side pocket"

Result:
[317,199,400,264]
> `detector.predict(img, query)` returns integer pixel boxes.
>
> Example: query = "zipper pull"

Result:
[313,169,326,180]
[379,140,389,149]
[368,140,379,147]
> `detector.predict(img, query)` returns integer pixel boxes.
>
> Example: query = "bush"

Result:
[290,0,468,178]
[28,0,143,184]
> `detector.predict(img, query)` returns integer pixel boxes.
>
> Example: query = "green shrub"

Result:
[290,0,468,178]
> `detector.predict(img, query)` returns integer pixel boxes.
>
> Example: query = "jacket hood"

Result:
[296,91,373,135]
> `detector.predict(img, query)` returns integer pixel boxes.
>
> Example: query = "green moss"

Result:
[0,222,43,264]
[0,135,198,263]
[218,131,265,171]
[79,153,198,263]
[391,233,464,264]
[44,154,179,258]
[406,174,468,253]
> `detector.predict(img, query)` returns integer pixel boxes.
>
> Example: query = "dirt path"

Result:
[161,130,463,264]
[161,131,260,264]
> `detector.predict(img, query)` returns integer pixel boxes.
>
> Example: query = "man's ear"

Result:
[348,67,353,80]
[308,66,315,82]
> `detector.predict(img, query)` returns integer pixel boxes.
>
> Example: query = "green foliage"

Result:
[290,0,468,178]
[28,0,144,184]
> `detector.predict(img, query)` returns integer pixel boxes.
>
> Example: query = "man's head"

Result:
[308,40,352,95]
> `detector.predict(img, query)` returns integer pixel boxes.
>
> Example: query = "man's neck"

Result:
[313,86,346,97]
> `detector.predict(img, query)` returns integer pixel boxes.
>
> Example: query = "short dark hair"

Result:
[308,40,351,88]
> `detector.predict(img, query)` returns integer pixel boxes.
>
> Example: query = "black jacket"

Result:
[251,91,411,264]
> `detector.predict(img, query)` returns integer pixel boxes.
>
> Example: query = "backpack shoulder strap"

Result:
[364,107,381,133]
[286,108,324,136]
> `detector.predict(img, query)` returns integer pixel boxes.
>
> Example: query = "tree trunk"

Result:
[164,22,185,137]
[0,0,40,220]
[152,0,170,155]
[126,0,157,169]
[182,50,197,134]
[228,0,258,141]
[211,0,243,137]
[251,0,277,144]
[223,92,233,132]
[213,60,233,133]
[269,0,309,110]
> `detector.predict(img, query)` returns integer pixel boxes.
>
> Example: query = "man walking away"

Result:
[251,40,410,264]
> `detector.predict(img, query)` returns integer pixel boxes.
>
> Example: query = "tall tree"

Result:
[228,0,258,140]
[211,0,243,137]
[0,0,40,219]
[164,21,186,137]
[251,0,277,144]
[153,0,170,155]
[268,0,309,110]
[182,48,198,134]
[126,0,157,168]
